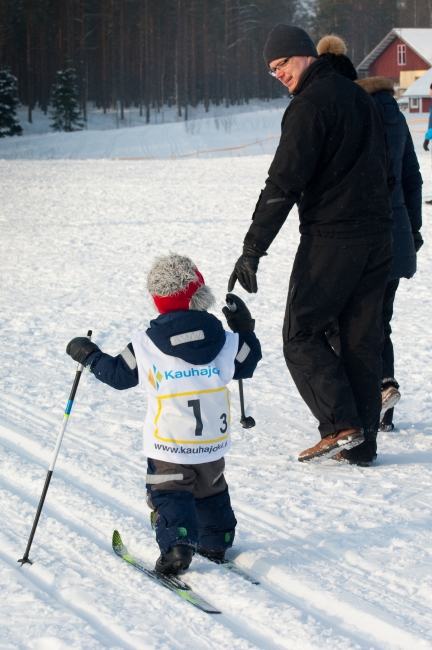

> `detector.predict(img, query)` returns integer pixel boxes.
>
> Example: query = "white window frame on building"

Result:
[409,97,419,109]
[397,44,406,66]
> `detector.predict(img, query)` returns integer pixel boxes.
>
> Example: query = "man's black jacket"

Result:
[244,58,395,253]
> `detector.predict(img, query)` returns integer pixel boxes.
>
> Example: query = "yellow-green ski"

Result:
[200,553,259,585]
[112,530,221,614]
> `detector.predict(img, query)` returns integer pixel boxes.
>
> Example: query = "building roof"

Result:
[403,66,432,97]
[357,28,432,73]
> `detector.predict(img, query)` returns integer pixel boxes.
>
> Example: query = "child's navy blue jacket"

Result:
[83,310,262,390]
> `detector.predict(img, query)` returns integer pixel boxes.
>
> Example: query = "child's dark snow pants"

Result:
[146,457,237,555]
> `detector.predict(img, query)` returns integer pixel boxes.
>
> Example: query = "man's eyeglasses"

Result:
[268,57,291,77]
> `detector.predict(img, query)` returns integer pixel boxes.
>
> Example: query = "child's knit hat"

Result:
[147,252,215,313]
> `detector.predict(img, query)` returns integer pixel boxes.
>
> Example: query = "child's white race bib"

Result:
[131,329,238,463]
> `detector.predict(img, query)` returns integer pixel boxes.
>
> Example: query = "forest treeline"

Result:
[0,0,431,123]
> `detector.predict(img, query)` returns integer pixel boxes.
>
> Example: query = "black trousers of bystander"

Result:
[380,278,400,428]
[381,278,400,380]
[283,233,393,461]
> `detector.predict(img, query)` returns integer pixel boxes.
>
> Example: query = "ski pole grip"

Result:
[226,301,237,313]
[76,330,93,372]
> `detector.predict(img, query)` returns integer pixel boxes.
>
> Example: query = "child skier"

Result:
[66,253,261,575]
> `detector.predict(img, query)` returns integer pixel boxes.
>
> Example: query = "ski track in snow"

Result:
[1,123,432,649]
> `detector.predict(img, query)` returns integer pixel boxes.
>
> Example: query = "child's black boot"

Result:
[155,545,194,575]
[197,546,226,562]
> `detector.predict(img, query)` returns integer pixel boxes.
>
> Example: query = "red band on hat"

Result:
[152,270,205,313]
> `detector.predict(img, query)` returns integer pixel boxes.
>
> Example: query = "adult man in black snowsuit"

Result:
[228,24,395,465]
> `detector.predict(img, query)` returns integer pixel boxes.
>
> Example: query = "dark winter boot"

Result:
[335,429,377,466]
[332,452,371,467]
[155,545,194,575]
[197,546,226,562]
[379,407,394,432]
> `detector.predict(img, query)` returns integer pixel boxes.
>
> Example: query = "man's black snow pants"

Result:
[283,233,393,461]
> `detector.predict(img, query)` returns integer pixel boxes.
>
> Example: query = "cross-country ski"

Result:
[200,553,260,585]
[112,530,221,614]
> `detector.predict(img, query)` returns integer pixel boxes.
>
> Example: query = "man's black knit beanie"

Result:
[263,24,318,67]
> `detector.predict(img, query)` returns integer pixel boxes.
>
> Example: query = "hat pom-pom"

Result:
[317,34,347,56]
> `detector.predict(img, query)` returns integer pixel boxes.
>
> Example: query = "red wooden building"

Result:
[403,67,432,113]
[357,28,432,112]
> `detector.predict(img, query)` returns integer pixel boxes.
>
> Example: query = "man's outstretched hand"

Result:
[228,254,261,293]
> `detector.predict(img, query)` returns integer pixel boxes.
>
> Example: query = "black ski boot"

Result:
[197,546,226,563]
[155,545,194,575]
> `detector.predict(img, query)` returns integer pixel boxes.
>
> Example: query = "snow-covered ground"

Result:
[1,112,432,649]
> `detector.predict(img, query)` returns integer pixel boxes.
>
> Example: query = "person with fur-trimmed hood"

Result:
[66,253,261,575]
[318,34,423,436]
[424,83,432,205]
[229,25,395,466]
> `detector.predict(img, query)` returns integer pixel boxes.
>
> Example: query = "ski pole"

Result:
[225,300,256,429]
[238,378,255,429]
[18,329,92,566]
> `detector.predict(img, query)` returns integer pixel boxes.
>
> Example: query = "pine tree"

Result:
[50,68,84,132]
[0,67,22,138]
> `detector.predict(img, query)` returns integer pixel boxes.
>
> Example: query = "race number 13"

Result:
[187,398,227,436]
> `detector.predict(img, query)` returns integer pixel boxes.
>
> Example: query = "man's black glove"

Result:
[228,254,261,293]
[423,140,430,152]
[222,294,255,332]
[413,231,424,252]
[66,337,100,364]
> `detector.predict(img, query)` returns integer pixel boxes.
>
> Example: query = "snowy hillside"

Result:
[1,101,288,160]
[1,116,432,649]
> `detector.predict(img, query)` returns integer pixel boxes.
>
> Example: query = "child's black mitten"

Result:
[66,337,101,364]
[222,293,255,332]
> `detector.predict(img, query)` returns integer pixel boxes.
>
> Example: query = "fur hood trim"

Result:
[317,34,347,56]
[355,76,395,95]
